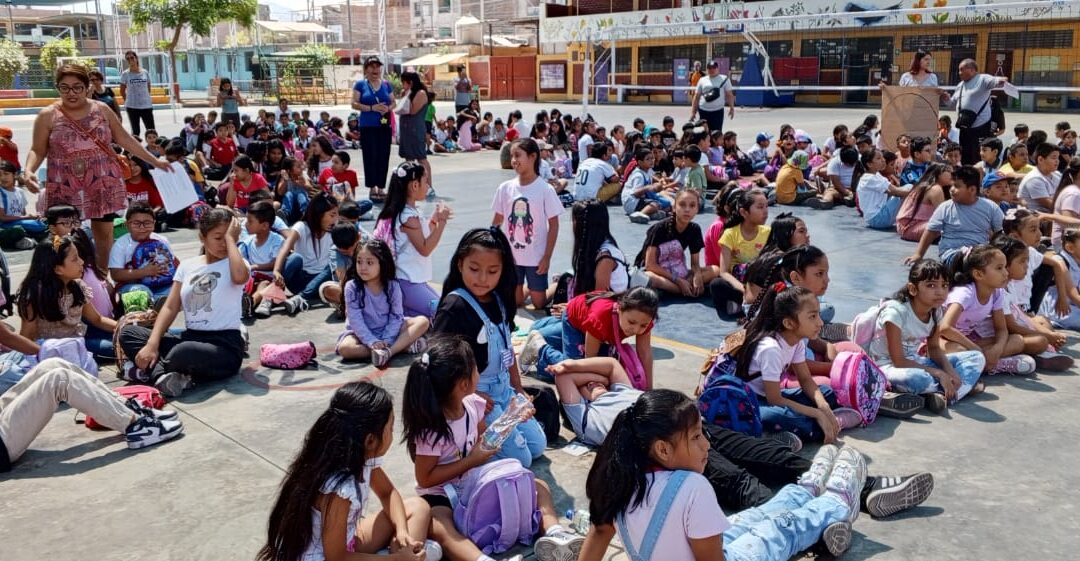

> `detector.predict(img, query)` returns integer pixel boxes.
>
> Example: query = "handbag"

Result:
[56,105,137,178]
[955,82,990,130]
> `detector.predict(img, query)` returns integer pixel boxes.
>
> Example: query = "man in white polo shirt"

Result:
[690,60,735,134]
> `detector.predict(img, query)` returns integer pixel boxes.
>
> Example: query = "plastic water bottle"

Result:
[566,509,591,535]
[480,393,533,451]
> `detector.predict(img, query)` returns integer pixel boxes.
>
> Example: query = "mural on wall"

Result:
[540,0,1078,43]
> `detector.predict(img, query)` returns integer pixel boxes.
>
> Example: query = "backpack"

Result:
[696,352,762,437]
[850,300,887,349]
[611,306,647,390]
[84,385,164,430]
[114,310,158,380]
[828,350,888,427]
[451,458,541,554]
[372,217,397,258]
[125,238,178,290]
[185,200,211,228]
[35,338,98,376]
[259,341,318,369]
[523,385,561,445]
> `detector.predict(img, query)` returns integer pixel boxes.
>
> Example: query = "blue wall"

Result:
[174,50,257,90]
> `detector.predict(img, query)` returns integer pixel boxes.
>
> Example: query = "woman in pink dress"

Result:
[25,63,169,268]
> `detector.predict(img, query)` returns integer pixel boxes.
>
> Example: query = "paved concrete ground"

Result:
[1,104,1079,561]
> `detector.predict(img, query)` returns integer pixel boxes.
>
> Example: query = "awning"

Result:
[255,21,333,34]
[402,52,469,67]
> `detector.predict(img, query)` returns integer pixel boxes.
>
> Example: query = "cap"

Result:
[982,170,1008,189]
[363,55,383,67]
[706,60,719,69]
[795,133,811,143]
[755,132,773,143]
[788,150,809,169]
[644,126,659,137]
[0,126,11,139]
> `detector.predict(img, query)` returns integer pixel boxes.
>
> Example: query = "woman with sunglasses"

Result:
[119,50,154,136]
[25,63,170,270]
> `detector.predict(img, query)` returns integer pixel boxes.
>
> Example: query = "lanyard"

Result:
[461,411,471,458]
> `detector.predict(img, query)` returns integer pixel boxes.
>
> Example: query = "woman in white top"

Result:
[898,51,939,88]
[120,208,250,397]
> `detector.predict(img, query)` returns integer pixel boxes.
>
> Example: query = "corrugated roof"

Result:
[402,52,469,67]
[255,21,333,34]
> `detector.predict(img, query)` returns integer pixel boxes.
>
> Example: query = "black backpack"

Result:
[523,386,562,445]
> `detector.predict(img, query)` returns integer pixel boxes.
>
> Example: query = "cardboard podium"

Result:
[880,86,942,152]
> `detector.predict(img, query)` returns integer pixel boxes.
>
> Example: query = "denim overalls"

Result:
[452,289,546,467]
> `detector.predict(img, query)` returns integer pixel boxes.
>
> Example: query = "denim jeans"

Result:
[282,253,333,301]
[759,386,839,442]
[865,197,902,230]
[84,324,116,360]
[723,485,848,561]
[561,316,587,359]
[534,343,569,376]
[530,316,563,351]
[880,351,985,401]
[643,190,672,210]
[281,190,309,225]
[0,219,47,236]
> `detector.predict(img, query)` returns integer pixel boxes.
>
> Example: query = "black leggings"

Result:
[119,326,244,384]
[126,107,156,137]
[359,125,392,190]
[709,276,744,319]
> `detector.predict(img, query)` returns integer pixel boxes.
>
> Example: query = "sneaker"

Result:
[125,415,184,449]
[1034,350,1074,372]
[967,380,986,397]
[254,299,273,318]
[924,392,948,414]
[877,392,925,419]
[823,446,868,522]
[284,295,309,316]
[13,238,35,250]
[241,293,254,319]
[991,354,1036,376]
[767,430,803,453]
[371,347,391,369]
[864,472,935,519]
[842,196,857,208]
[124,397,178,422]
[628,211,650,224]
[119,360,151,383]
[821,521,852,556]
[408,336,428,355]
[533,530,584,561]
[804,197,835,210]
[423,540,443,561]
[518,330,546,374]
[318,281,336,306]
[154,372,192,398]
[833,407,864,430]
[798,444,839,496]
[651,210,668,222]
[818,322,850,342]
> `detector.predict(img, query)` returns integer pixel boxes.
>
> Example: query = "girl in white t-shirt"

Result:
[119,209,249,397]
[374,162,451,319]
[272,192,339,315]
[855,149,909,230]
[577,389,868,561]
[729,285,861,443]
[401,337,583,561]
[257,382,438,561]
[867,259,986,414]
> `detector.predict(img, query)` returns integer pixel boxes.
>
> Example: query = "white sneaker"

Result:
[371,347,391,368]
[823,446,868,523]
[254,299,273,318]
[284,295,309,316]
[798,443,838,496]
[408,336,428,355]
[991,354,1036,376]
[125,415,184,449]
[628,211,650,224]
[517,330,546,374]
[423,540,443,561]
[533,530,584,561]
[154,372,192,398]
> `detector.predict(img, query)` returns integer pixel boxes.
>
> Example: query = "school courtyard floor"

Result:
[1,103,1078,561]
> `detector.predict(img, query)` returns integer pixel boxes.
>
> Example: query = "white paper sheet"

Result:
[149,161,199,214]
[1002,81,1020,99]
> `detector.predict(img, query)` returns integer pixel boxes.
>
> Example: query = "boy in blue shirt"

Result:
[241,201,285,318]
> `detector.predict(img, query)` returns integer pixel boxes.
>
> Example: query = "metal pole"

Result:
[377,0,386,65]
[345,0,353,50]
[94,0,106,55]
[581,28,590,117]
[6,3,13,45]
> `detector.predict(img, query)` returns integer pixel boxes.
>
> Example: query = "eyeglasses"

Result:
[52,219,76,227]
[128,220,155,228]
[57,84,87,94]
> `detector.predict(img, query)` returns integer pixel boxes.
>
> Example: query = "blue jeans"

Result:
[476,359,547,468]
[759,386,839,442]
[118,282,172,301]
[84,324,116,360]
[865,197,902,230]
[282,253,333,301]
[531,316,563,351]
[723,485,848,561]
[561,316,587,359]
[644,190,672,210]
[281,189,310,224]
[881,351,985,401]
[354,199,374,217]
[535,343,569,376]
[1,218,47,236]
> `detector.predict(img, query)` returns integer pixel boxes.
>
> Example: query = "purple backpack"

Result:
[452,458,540,554]
[259,341,318,369]
[829,350,887,427]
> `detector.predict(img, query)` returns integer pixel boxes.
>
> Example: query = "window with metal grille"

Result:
[197,54,206,73]
[989,30,1073,50]
[614,47,631,73]
[901,34,977,52]
[711,40,792,75]
[638,44,707,73]
[801,37,892,75]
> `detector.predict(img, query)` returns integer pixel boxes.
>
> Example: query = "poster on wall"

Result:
[540,62,567,92]
[672,58,690,104]
[881,86,940,152]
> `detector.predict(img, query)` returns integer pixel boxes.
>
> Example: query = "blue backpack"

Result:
[696,350,763,437]
[125,238,177,290]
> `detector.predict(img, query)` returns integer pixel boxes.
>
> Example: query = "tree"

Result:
[39,37,80,72]
[119,0,258,101]
[0,40,29,89]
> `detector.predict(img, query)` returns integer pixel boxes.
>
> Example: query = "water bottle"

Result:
[566,509,591,535]
[480,393,533,451]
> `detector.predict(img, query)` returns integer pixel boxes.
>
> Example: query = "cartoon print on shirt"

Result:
[185,271,220,314]
[507,196,534,249]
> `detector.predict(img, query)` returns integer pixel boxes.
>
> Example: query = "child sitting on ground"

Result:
[318,150,361,202]
[240,201,285,319]
[900,136,934,186]
[622,147,674,224]
[907,165,1003,265]
[0,160,45,250]
[223,155,269,213]
[709,189,770,320]
[974,137,1004,178]
[317,221,361,317]
[108,201,178,303]
[857,148,910,229]
[747,132,772,171]
[635,190,715,298]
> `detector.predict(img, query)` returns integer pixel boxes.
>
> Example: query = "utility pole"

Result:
[345,0,353,54]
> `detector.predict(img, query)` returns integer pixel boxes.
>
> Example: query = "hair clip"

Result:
[51,235,62,251]
[772,281,787,294]
[961,246,974,259]
[420,352,430,366]
[1004,208,1019,221]
[395,166,408,178]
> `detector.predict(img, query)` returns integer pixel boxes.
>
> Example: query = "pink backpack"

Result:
[829,350,887,427]
[451,458,540,554]
[259,341,318,369]
[612,307,647,389]
[85,385,165,430]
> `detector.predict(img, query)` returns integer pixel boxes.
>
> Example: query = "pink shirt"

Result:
[413,394,486,497]
[944,282,1005,339]
[82,269,113,319]
[703,217,725,268]
[491,176,564,267]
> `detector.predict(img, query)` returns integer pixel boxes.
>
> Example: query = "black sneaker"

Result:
[241,293,254,319]
[864,473,934,518]
[878,391,925,419]
[125,415,184,449]
[804,197,835,210]
[124,397,178,422]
